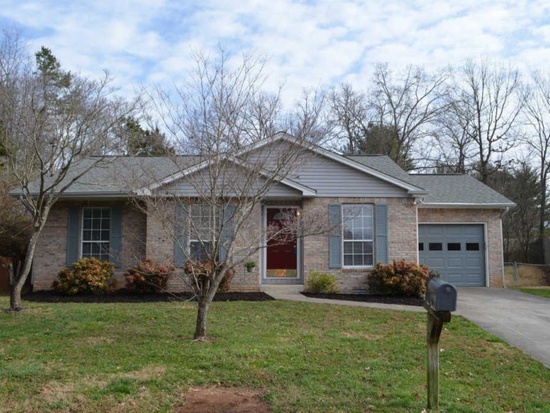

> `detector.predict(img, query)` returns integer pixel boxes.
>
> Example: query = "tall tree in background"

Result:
[487,163,539,262]
[520,70,550,260]
[355,122,415,170]
[328,83,373,154]
[0,32,135,310]
[0,26,32,286]
[442,59,522,183]
[120,116,174,156]
[369,64,448,170]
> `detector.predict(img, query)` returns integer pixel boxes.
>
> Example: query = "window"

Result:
[342,205,374,267]
[448,243,461,251]
[188,205,219,261]
[429,243,443,251]
[466,243,480,251]
[81,207,110,261]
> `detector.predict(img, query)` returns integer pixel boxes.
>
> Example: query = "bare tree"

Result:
[0,32,136,310]
[487,162,539,262]
[138,49,329,341]
[520,69,550,259]
[370,64,449,170]
[328,83,374,153]
[441,59,522,183]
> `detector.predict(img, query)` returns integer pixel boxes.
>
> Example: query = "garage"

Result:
[419,224,486,287]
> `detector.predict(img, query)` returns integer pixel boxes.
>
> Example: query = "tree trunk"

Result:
[9,230,39,311]
[192,269,226,340]
[194,296,211,340]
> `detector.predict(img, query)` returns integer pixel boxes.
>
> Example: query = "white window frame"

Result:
[342,204,374,268]
[188,205,219,261]
[81,207,111,261]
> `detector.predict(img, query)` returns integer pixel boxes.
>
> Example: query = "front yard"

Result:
[0,297,548,412]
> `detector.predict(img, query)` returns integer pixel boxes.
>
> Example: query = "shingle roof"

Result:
[10,156,199,197]
[346,155,514,208]
[346,155,420,187]
[409,174,515,207]
[11,142,514,208]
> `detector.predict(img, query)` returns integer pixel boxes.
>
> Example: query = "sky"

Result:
[2,0,550,104]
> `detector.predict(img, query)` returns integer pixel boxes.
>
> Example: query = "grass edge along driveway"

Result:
[0,298,548,412]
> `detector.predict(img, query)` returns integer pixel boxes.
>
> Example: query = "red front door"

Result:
[266,208,297,277]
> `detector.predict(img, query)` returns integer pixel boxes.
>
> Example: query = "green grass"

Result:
[516,286,550,298]
[0,298,549,412]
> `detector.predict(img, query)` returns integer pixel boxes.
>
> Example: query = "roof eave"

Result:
[12,191,129,199]
[418,202,516,209]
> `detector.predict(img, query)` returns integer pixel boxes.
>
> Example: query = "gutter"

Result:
[418,202,516,209]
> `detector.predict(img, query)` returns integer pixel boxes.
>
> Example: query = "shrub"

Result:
[307,271,338,294]
[183,259,235,293]
[124,259,175,294]
[368,260,429,297]
[53,257,115,295]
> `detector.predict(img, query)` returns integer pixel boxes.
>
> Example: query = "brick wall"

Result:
[32,201,146,290]
[302,197,418,292]
[145,200,263,292]
[418,208,504,287]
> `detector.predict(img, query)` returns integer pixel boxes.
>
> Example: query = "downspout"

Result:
[500,207,511,289]
[414,197,425,264]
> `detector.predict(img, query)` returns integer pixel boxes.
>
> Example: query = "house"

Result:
[15,134,514,292]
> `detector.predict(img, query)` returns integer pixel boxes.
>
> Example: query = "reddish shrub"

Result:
[124,259,174,294]
[184,259,235,293]
[367,260,429,297]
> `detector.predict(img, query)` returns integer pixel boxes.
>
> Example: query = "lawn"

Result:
[0,297,549,412]
[516,286,550,299]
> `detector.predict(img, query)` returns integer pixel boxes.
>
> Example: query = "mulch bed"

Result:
[22,290,274,303]
[22,290,422,306]
[301,292,423,306]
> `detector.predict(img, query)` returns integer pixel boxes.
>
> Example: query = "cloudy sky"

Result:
[2,0,550,103]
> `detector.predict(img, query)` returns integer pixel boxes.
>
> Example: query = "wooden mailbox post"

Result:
[423,278,457,410]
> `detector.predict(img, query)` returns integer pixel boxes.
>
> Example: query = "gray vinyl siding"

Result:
[293,156,408,198]
[161,142,409,198]
[265,183,302,198]
[161,175,302,198]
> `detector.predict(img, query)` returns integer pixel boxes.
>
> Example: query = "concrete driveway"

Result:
[456,287,550,368]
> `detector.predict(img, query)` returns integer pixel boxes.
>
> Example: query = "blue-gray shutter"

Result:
[328,204,342,269]
[110,207,123,268]
[174,204,188,267]
[66,206,81,266]
[219,204,235,262]
[375,204,388,264]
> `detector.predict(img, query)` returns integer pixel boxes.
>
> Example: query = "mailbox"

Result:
[425,278,457,312]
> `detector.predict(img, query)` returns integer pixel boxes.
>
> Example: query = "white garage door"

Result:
[419,224,486,287]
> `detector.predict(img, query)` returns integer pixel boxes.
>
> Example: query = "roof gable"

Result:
[239,133,428,196]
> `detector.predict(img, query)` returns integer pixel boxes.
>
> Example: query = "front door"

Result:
[265,208,298,278]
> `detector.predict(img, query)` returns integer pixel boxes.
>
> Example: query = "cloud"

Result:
[2,0,550,106]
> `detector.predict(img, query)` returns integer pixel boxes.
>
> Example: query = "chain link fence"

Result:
[504,262,550,288]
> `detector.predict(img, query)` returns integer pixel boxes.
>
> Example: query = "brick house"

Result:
[17,134,514,292]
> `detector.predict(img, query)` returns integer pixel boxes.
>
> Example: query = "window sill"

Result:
[341,266,374,272]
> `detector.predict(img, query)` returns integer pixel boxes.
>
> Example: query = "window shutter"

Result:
[375,204,388,264]
[328,204,342,269]
[66,206,81,266]
[174,204,188,267]
[219,204,235,262]
[110,207,123,268]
